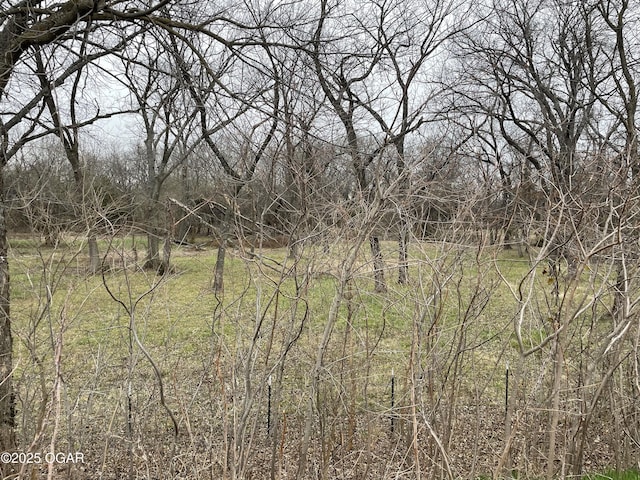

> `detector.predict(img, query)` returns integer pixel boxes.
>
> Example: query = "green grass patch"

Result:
[5,232,637,476]
[583,470,640,480]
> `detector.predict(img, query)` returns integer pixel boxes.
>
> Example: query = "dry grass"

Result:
[6,233,638,479]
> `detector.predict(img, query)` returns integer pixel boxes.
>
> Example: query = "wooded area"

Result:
[1,0,640,478]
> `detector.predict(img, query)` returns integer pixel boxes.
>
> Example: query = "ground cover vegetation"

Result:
[1,0,640,478]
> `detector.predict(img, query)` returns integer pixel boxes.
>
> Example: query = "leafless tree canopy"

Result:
[1,0,640,478]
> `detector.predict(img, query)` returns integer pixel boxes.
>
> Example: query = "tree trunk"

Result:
[0,170,16,476]
[144,193,164,271]
[612,259,625,321]
[161,235,171,275]
[213,239,227,294]
[288,235,300,261]
[145,230,161,270]
[546,336,564,480]
[398,226,408,285]
[370,236,386,293]
[88,234,100,274]
[213,200,236,294]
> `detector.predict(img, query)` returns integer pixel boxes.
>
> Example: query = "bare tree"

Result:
[359,0,469,284]
[302,0,391,292]
[165,17,281,292]
[32,39,122,272]
[118,31,204,272]
[0,0,248,459]
[453,1,640,476]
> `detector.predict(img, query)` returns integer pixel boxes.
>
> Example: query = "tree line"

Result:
[1,0,640,478]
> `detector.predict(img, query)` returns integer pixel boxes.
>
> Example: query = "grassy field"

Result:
[7,232,640,479]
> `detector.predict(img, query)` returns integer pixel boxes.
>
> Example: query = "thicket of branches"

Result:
[1,0,640,478]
